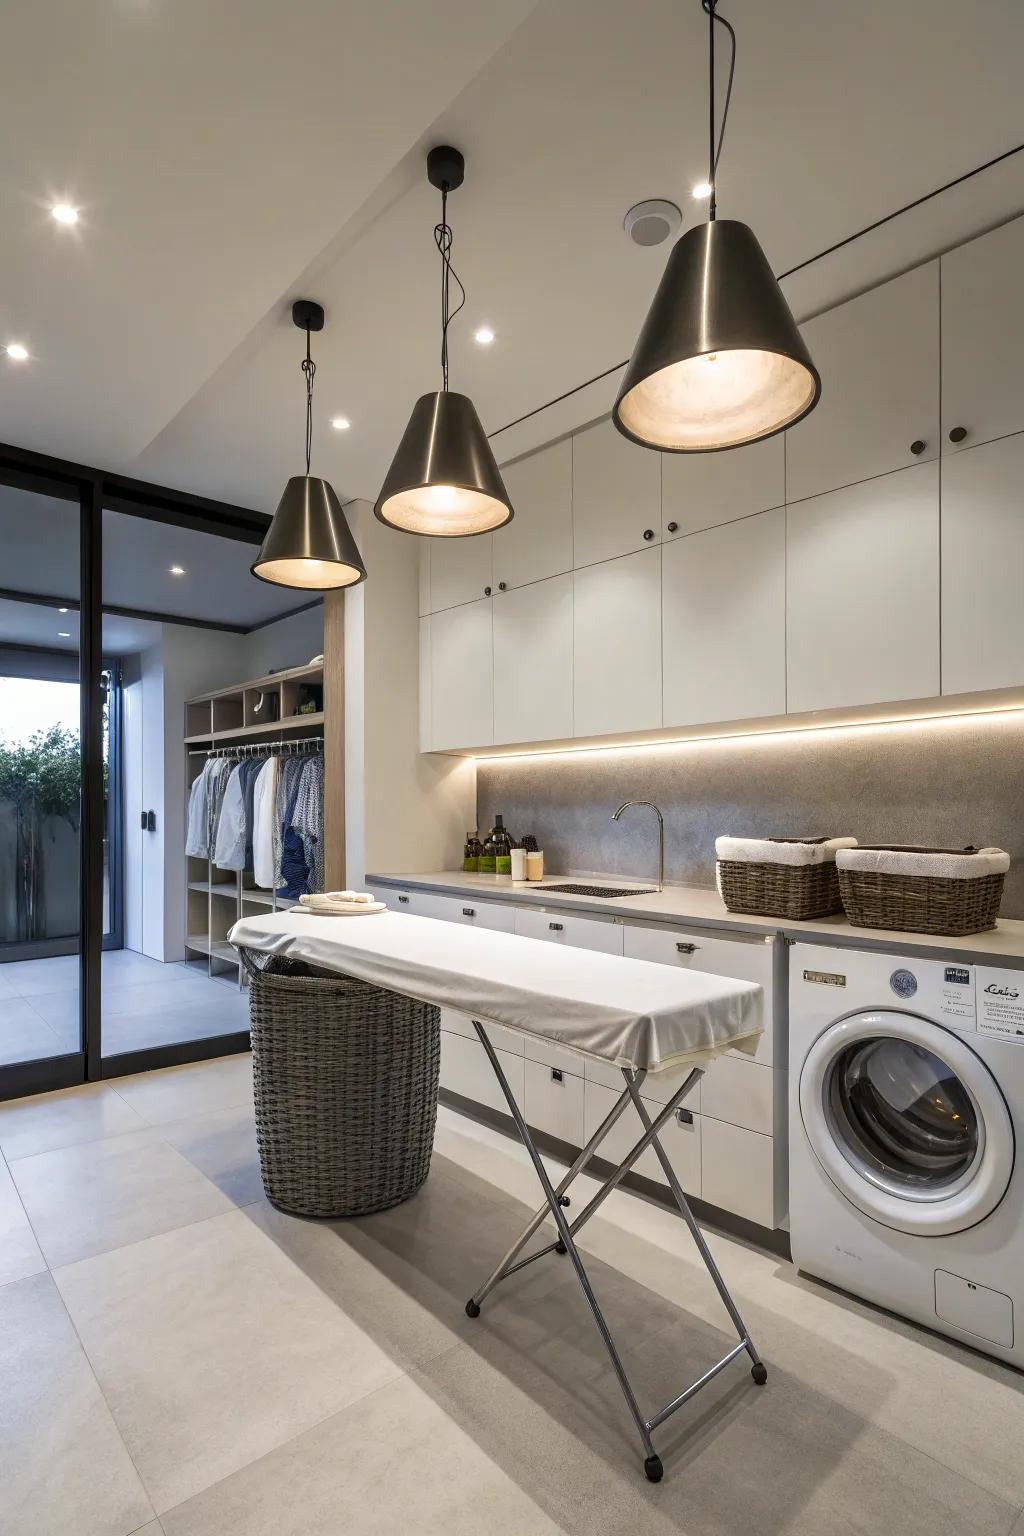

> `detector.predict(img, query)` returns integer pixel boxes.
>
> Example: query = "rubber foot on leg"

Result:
[465,1298,481,1319]
[644,1454,663,1483]
[751,1362,767,1385]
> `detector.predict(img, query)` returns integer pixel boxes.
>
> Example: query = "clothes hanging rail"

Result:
[188,736,324,758]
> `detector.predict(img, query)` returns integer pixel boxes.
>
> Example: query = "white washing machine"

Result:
[789,943,1024,1366]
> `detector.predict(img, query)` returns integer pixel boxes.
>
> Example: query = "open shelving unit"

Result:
[184,660,325,988]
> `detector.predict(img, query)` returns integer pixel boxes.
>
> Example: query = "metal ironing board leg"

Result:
[464,1022,768,1482]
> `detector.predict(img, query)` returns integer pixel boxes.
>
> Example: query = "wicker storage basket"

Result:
[240,951,440,1218]
[716,836,854,920]
[837,845,1009,936]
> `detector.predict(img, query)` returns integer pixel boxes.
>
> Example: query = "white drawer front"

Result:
[525,1058,585,1145]
[583,1081,700,1197]
[382,888,516,931]
[439,1008,525,1056]
[439,1033,524,1115]
[700,1117,775,1228]
[585,1054,702,1113]
[700,1055,775,1137]
[623,923,775,1065]
[514,907,624,955]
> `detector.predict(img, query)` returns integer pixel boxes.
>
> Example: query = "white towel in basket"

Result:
[715,835,857,867]
[836,847,1009,879]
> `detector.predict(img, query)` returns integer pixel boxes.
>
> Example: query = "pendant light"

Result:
[614,1,820,453]
[252,300,367,589]
[375,146,513,537]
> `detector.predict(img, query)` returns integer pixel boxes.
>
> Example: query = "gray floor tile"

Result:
[0,997,68,1065]
[160,1367,564,1536]
[2,954,80,997]
[11,1128,234,1267]
[55,1207,407,1513]
[0,1152,45,1286]
[161,1103,263,1207]
[112,1054,252,1125]
[0,1272,154,1536]
[0,1081,148,1160]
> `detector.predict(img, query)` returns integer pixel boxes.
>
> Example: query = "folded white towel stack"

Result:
[715,835,857,868]
[836,846,1010,880]
[299,891,376,906]
[297,891,387,916]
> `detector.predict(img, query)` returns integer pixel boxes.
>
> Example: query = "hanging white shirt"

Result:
[252,757,279,890]
[213,764,246,869]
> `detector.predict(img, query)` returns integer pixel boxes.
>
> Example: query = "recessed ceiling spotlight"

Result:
[330,416,351,431]
[5,343,29,361]
[691,180,713,199]
[474,326,495,346]
[57,631,71,638]
[169,565,186,576]
[51,203,79,225]
[58,607,69,614]
[623,200,682,247]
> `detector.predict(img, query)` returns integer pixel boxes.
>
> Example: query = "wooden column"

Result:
[322,591,346,890]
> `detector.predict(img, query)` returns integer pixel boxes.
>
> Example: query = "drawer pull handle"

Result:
[398,895,409,904]
[666,520,679,533]
[675,941,700,954]
[551,1068,563,1083]
[643,527,655,541]
[462,907,476,917]
[676,1107,694,1126]
[909,439,926,455]
[948,425,968,444]
[549,922,564,932]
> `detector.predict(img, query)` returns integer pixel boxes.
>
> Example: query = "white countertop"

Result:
[365,870,1024,966]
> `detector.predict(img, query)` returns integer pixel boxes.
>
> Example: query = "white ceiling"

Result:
[2,0,1023,515]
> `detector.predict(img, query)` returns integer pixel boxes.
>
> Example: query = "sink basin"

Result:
[541,884,658,899]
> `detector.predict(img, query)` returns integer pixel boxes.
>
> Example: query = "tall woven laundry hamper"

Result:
[238,950,440,1217]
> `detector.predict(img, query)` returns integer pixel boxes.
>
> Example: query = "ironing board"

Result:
[229,908,768,1481]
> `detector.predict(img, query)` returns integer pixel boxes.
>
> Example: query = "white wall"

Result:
[343,501,475,887]
[240,603,323,680]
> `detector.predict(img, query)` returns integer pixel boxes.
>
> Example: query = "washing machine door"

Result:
[800,1010,1014,1236]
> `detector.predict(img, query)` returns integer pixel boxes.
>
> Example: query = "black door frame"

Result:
[0,438,271,1101]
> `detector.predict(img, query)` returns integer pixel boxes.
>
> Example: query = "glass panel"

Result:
[101,507,323,1059]
[827,1037,979,1192]
[0,482,82,1072]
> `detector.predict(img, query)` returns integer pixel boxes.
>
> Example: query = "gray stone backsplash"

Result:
[477,713,1024,917]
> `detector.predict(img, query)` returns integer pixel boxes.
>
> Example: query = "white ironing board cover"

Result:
[228,910,763,1074]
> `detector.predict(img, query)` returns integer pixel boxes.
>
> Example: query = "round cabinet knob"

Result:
[483,585,492,596]
[948,426,968,444]
[643,528,655,541]
[666,521,679,534]
[910,440,926,456]
[497,581,507,591]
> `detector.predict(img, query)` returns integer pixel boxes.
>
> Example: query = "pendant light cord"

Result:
[702,0,736,220]
[301,325,315,475]
[435,185,466,391]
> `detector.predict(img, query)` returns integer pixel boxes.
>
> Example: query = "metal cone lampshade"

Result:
[253,475,367,589]
[614,219,820,453]
[374,390,513,537]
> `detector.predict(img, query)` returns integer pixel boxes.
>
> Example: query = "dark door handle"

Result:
[497,581,507,591]
[551,1068,563,1083]
[483,585,492,596]
[643,528,655,541]
[549,922,564,931]
[676,1107,694,1126]
[666,521,679,533]
[910,439,926,455]
[948,426,968,444]
[398,894,409,904]
[141,810,156,831]
[462,907,476,917]
[676,941,700,954]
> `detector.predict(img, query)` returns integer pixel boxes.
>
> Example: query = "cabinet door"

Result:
[941,432,1024,694]
[429,597,493,750]
[525,1058,585,1145]
[573,546,662,737]
[491,439,572,590]
[428,533,492,612]
[785,262,939,503]
[440,1032,524,1115]
[418,616,431,751]
[662,507,785,727]
[700,1117,776,1228]
[571,417,662,567]
[662,433,783,539]
[583,1080,701,1197]
[513,907,623,955]
[492,574,572,745]
[786,463,940,713]
[623,925,776,1064]
[942,216,1024,455]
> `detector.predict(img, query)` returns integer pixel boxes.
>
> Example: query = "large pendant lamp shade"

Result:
[375,146,513,538]
[614,219,819,452]
[613,1,820,453]
[253,300,367,589]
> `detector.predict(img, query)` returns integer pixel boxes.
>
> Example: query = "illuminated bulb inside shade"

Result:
[6,343,29,361]
[378,482,509,536]
[691,181,713,199]
[51,204,79,225]
[617,347,818,451]
[253,556,363,590]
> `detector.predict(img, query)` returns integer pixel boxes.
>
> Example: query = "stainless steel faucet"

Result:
[612,801,664,892]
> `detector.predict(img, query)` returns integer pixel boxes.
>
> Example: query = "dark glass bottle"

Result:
[490,814,513,878]
[463,831,483,873]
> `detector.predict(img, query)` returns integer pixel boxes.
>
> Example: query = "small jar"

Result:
[510,848,527,883]
[525,849,544,881]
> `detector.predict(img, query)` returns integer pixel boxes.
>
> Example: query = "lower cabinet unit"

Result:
[513,906,623,954]
[700,1117,776,1230]
[439,1030,525,1116]
[524,1058,585,1146]
[583,1079,700,1199]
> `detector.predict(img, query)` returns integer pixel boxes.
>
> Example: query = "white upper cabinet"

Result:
[942,215,1024,455]
[786,462,940,713]
[573,546,662,737]
[941,433,1024,695]
[428,596,493,751]
[492,574,573,746]
[785,262,940,504]
[418,615,431,752]
[663,508,786,728]
[571,418,662,568]
[427,532,492,613]
[492,439,573,591]
[662,433,784,539]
